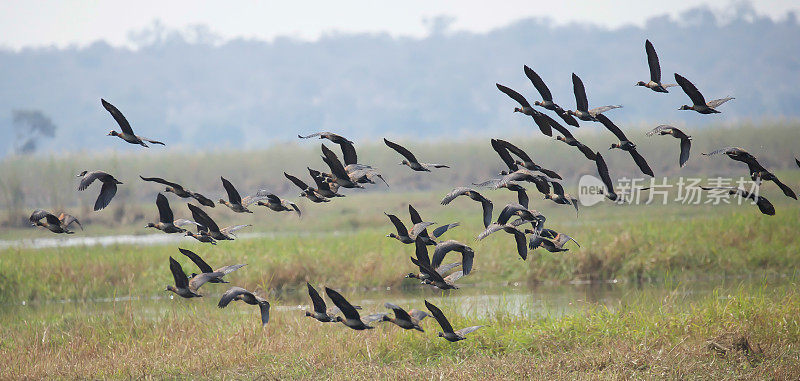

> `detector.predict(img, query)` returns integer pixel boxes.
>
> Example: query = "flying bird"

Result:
[524,65,580,127]
[491,139,562,179]
[101,99,164,147]
[566,73,622,121]
[77,170,122,211]
[440,187,493,228]
[636,40,677,93]
[675,73,734,114]
[646,125,692,168]
[495,83,553,136]
[219,177,267,213]
[700,187,775,216]
[425,300,484,342]
[304,283,360,323]
[139,176,215,207]
[384,138,449,172]
[324,287,384,330]
[29,210,82,234]
[165,256,220,298]
[178,248,245,283]
[145,193,199,233]
[596,114,654,177]
[218,287,271,326]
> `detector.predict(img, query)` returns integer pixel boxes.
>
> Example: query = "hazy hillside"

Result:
[1,4,798,155]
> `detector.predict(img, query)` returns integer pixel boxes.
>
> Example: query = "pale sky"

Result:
[1,0,798,50]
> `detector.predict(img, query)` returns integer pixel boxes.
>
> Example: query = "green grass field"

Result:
[1,122,800,378]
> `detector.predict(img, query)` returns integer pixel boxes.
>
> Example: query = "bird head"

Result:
[165,285,176,293]
[107,131,118,136]
[76,170,87,177]
[609,143,619,150]
[635,81,646,87]
[437,332,445,338]
[386,233,397,239]
[145,223,156,228]
[533,100,543,106]
[678,105,692,111]
[513,107,522,113]
[405,273,418,279]
[399,160,409,166]
[164,186,174,193]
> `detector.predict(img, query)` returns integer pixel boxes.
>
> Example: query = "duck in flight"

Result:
[646,125,692,168]
[495,83,553,136]
[425,300,484,342]
[101,99,164,147]
[595,114,654,177]
[140,176,215,207]
[29,210,82,234]
[675,73,734,114]
[524,65,580,127]
[566,73,622,122]
[636,40,677,93]
[384,138,449,172]
[77,170,123,211]
[145,193,199,233]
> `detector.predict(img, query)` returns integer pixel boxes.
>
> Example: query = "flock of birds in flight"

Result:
[27,39,799,340]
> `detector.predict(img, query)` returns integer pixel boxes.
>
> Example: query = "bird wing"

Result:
[646,125,674,136]
[409,222,436,239]
[514,188,529,210]
[481,199,494,228]
[29,209,53,223]
[324,287,362,320]
[94,181,118,211]
[755,195,776,216]
[706,97,734,109]
[409,309,429,323]
[495,139,533,163]
[524,65,553,101]
[629,148,655,177]
[772,177,797,200]
[441,187,472,205]
[217,286,251,308]
[414,237,432,268]
[306,283,328,313]
[77,171,107,191]
[496,203,526,225]
[491,139,519,171]
[431,240,465,272]
[220,177,242,205]
[385,213,408,236]
[187,204,220,233]
[444,270,464,283]
[383,138,419,163]
[384,302,413,322]
[321,143,351,180]
[571,73,589,111]
[551,182,566,197]
[284,172,311,191]
[454,325,484,336]
[101,99,135,135]
[595,114,629,142]
[340,142,358,166]
[594,152,616,198]
[589,105,622,115]
[645,39,661,83]
[298,132,326,139]
[531,112,553,137]
[189,271,223,292]
[168,256,189,289]
[408,204,423,224]
[139,176,182,190]
[214,263,246,275]
[191,193,216,207]
[510,228,528,260]
[178,248,213,274]
[477,223,505,241]
[555,233,580,248]
[679,138,691,168]
[220,224,251,237]
[155,193,174,224]
[258,301,271,325]
[674,73,707,106]
[495,83,531,108]
[558,111,580,127]
[432,222,459,238]
[43,212,62,227]
[139,136,165,145]
[435,262,463,275]
[424,300,454,334]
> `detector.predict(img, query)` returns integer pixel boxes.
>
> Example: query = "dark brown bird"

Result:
[29,210,82,234]
[307,168,344,198]
[256,193,301,217]
[139,176,215,207]
[77,170,123,211]
[700,187,775,216]
[102,99,164,147]
[380,303,429,332]
[321,144,364,188]
[219,177,265,213]
[178,248,245,283]
[675,73,734,114]
[425,300,484,342]
[165,256,220,298]
[145,193,198,233]
[545,115,598,161]
[596,114,654,177]
[384,138,449,172]
[495,83,553,136]
[527,228,580,252]
[543,182,580,216]
[646,125,692,168]
[187,203,250,241]
[405,237,462,282]
[593,152,619,201]
[566,73,621,121]
[299,132,358,165]
[218,287,271,326]
[385,212,435,244]
[491,139,562,179]
[524,65,580,127]
[441,187,493,228]
[284,172,331,203]
[431,240,475,276]
[636,40,677,93]
[477,223,528,261]
[304,283,360,323]
[324,287,383,330]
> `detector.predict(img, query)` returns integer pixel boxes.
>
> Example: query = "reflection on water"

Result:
[4,274,790,323]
